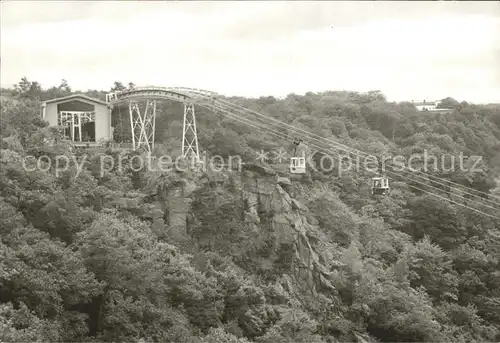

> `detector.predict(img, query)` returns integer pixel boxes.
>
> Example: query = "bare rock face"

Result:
[276,175,291,186]
[161,165,336,297]
[237,169,335,296]
[242,163,277,177]
[165,184,192,244]
[110,193,143,210]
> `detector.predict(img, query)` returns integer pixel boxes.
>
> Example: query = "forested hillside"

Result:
[1,78,500,342]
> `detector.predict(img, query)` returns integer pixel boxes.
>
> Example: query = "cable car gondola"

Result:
[371,176,390,195]
[371,156,390,195]
[290,138,306,174]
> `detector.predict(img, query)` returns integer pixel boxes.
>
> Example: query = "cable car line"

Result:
[217,99,500,203]
[218,105,500,213]
[213,106,500,220]
[205,102,500,220]
[211,99,494,202]
[216,99,499,206]
[215,108,500,220]
[215,99,500,205]
[218,99,500,206]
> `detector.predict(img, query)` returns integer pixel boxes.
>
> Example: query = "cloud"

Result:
[208,1,500,40]
[1,1,96,27]
[1,1,499,103]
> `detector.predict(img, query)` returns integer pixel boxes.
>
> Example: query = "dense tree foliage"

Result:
[1,79,499,342]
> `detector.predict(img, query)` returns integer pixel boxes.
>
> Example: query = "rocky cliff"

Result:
[155,164,344,308]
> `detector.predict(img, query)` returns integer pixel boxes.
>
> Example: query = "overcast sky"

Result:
[1,1,499,103]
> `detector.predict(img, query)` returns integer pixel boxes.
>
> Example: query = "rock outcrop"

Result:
[161,163,337,299]
[238,166,335,297]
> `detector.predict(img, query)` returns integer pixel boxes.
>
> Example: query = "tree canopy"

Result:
[1,78,499,342]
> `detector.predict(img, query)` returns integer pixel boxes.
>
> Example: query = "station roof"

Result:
[43,94,108,106]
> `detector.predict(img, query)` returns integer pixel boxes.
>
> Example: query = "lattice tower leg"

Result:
[181,103,200,162]
[129,100,157,152]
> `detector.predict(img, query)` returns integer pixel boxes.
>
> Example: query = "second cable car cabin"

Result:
[371,176,390,195]
[290,156,306,174]
[289,138,306,174]
[371,155,390,195]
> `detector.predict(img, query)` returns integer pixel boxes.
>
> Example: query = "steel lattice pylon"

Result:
[181,103,200,161]
[129,100,156,152]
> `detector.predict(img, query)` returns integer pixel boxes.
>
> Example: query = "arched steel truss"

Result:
[106,87,217,160]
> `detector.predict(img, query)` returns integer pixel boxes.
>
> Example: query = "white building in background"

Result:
[413,100,439,111]
[412,100,453,113]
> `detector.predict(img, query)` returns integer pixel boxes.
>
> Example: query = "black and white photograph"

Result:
[1,1,500,342]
